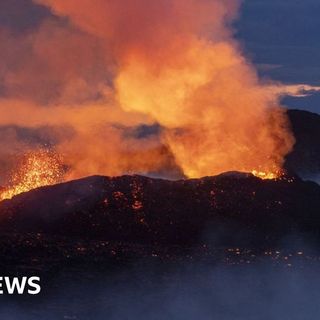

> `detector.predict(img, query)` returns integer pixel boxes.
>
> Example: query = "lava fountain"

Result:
[0,149,64,201]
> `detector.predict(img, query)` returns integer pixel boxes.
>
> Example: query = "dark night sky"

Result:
[0,0,319,113]
[237,0,320,114]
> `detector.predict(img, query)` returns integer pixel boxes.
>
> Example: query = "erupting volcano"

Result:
[0,0,296,190]
[0,1,319,318]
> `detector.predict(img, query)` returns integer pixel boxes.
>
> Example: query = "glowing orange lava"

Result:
[251,170,281,180]
[0,149,64,201]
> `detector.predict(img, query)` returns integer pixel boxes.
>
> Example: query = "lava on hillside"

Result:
[0,172,318,248]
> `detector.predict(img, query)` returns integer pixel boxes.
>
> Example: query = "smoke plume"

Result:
[0,0,295,182]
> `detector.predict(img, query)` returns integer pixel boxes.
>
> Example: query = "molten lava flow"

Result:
[0,149,64,201]
[251,170,279,180]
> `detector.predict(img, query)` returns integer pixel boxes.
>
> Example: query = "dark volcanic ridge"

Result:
[286,109,320,179]
[0,172,319,248]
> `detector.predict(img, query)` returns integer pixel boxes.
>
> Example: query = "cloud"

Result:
[267,84,320,98]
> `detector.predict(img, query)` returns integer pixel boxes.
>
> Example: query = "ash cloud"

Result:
[0,0,298,183]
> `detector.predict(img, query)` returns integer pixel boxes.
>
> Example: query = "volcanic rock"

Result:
[0,173,319,248]
[286,109,320,179]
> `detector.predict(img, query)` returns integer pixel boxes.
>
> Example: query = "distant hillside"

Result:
[286,109,320,180]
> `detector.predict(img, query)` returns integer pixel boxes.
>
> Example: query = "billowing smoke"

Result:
[0,0,295,184]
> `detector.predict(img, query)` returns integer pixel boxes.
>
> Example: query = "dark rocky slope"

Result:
[0,173,319,248]
[286,109,320,179]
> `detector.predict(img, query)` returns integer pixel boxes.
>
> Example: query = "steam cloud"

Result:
[0,0,296,182]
